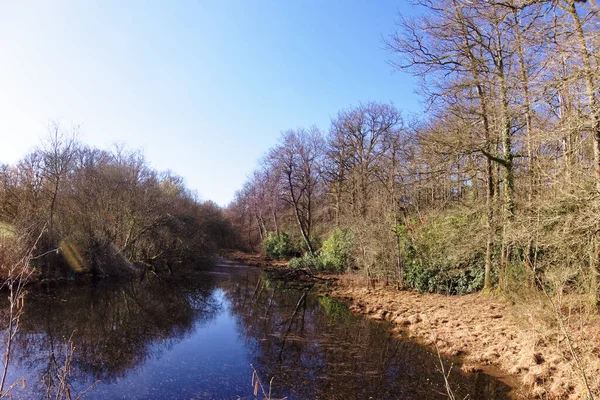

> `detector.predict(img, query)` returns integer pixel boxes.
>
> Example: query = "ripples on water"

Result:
[0,260,512,399]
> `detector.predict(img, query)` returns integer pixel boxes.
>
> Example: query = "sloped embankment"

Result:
[330,274,600,400]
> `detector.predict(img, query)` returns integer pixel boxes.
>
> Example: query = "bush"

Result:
[404,261,436,292]
[321,228,354,272]
[288,228,354,272]
[263,233,293,260]
[403,261,488,295]
[288,252,325,270]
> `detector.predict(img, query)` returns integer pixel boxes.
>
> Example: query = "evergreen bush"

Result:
[263,233,293,260]
[321,228,354,272]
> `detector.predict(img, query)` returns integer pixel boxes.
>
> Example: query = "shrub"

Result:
[288,228,354,272]
[403,261,489,295]
[288,252,325,270]
[321,228,354,272]
[403,261,439,293]
[263,233,293,260]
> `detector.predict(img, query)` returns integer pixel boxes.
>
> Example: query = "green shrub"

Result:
[403,261,489,295]
[287,256,304,269]
[450,266,487,294]
[263,233,293,260]
[287,234,306,255]
[403,261,439,292]
[288,228,354,273]
[321,228,354,272]
[288,252,325,270]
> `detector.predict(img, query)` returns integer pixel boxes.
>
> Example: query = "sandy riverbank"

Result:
[330,274,600,399]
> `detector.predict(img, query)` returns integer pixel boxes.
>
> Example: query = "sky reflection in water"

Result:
[0,262,512,399]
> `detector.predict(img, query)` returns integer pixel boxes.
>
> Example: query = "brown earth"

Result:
[330,274,600,400]
[226,253,600,399]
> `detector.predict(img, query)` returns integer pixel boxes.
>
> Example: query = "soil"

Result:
[329,274,600,400]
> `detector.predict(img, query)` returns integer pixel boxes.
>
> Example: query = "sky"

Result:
[0,0,421,206]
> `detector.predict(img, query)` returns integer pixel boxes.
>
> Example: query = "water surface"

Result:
[0,259,512,399]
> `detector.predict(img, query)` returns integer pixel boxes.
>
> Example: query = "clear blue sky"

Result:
[0,0,421,206]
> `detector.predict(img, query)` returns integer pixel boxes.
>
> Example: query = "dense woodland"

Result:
[226,0,600,303]
[0,125,235,280]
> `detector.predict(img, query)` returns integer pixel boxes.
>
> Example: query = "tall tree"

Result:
[268,128,324,254]
[41,123,79,239]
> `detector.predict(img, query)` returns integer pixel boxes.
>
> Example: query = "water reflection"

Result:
[223,269,511,400]
[0,261,512,399]
[5,271,220,397]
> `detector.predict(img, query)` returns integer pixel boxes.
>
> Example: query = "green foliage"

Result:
[320,228,354,272]
[288,229,354,272]
[452,266,487,295]
[403,261,491,295]
[394,223,417,265]
[392,203,494,295]
[403,261,438,293]
[262,275,275,289]
[288,252,325,270]
[263,233,294,260]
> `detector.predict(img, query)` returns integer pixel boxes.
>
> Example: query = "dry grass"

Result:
[330,273,600,399]
[0,226,41,398]
[250,364,287,400]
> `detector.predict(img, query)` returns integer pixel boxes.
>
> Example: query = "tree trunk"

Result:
[272,209,280,236]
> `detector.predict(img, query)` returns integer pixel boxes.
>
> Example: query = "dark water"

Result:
[0,259,513,399]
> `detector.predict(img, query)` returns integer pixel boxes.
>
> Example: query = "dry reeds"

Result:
[250,364,287,400]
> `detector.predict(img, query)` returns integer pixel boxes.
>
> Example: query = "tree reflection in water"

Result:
[0,263,512,399]
[5,270,220,397]
[223,271,513,400]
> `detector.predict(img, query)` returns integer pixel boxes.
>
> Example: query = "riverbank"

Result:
[334,276,600,400]
[222,250,289,269]
[229,253,600,399]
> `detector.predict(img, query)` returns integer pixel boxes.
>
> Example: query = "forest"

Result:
[0,124,235,281]
[227,0,600,304]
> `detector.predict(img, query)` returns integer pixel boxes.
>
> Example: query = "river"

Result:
[0,259,512,399]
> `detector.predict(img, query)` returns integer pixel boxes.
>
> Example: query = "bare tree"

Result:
[40,123,79,239]
[267,128,324,254]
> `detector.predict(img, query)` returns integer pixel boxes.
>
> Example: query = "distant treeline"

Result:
[0,125,236,280]
[227,0,600,302]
